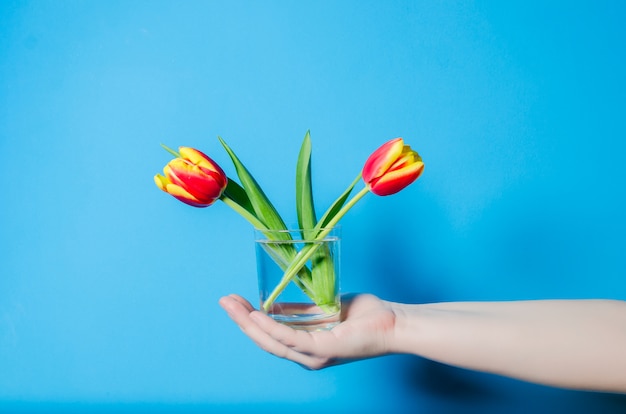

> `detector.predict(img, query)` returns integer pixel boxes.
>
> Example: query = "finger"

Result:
[227,294,255,312]
[220,296,280,349]
[218,295,256,326]
[250,311,339,359]
[249,310,312,349]
[222,296,318,352]
[247,311,328,366]
[220,296,323,368]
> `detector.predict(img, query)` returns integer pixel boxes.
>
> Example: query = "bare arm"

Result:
[219,294,626,393]
[391,299,626,393]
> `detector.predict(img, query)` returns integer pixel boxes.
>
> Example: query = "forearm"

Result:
[389,299,626,393]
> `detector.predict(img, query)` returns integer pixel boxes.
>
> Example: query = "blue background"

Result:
[1,1,626,412]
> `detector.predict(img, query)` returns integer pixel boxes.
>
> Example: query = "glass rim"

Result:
[254,226,340,241]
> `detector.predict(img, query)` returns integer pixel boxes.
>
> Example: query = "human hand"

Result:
[219,293,398,370]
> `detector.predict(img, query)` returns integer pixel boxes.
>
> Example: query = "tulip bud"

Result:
[154,147,228,207]
[362,138,424,196]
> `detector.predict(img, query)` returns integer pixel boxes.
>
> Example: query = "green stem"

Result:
[318,185,370,232]
[220,195,268,230]
[222,194,316,295]
[262,185,371,311]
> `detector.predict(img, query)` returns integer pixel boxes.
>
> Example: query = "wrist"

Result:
[387,302,427,355]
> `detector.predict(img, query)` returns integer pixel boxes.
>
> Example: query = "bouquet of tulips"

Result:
[154,132,424,314]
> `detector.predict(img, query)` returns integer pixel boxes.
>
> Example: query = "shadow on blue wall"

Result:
[397,357,626,413]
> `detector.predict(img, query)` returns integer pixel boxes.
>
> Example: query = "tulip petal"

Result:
[154,174,170,192]
[362,138,404,182]
[183,171,226,202]
[368,161,424,196]
[165,160,225,203]
[180,147,226,176]
[388,146,419,170]
[165,183,212,207]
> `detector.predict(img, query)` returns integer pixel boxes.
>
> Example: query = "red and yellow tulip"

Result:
[154,147,227,207]
[362,137,424,196]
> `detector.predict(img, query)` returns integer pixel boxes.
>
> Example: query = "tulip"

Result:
[154,146,227,207]
[362,137,424,196]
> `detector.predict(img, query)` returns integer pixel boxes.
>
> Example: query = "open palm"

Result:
[219,293,398,369]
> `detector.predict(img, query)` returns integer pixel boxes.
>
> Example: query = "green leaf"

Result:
[295,130,317,238]
[294,131,336,309]
[160,143,180,158]
[222,178,255,218]
[315,173,362,232]
[218,136,289,237]
[310,241,337,308]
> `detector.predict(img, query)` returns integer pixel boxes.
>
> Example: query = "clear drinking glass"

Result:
[254,227,340,331]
